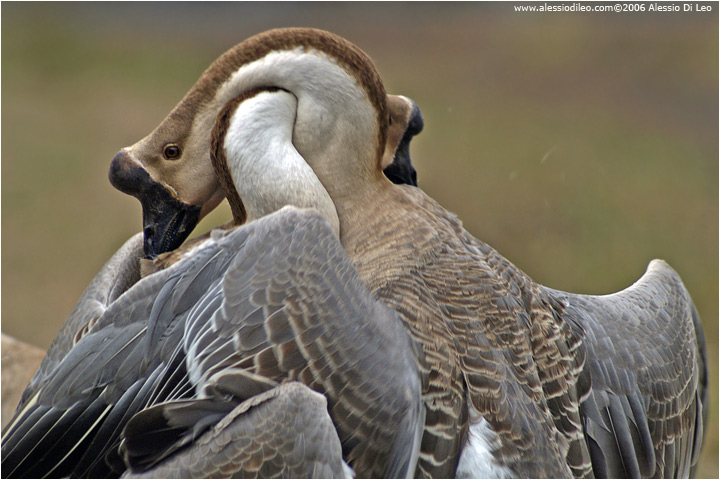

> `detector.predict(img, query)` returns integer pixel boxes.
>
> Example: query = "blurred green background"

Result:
[2,2,716,476]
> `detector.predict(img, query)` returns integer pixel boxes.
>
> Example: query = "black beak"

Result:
[383,102,424,187]
[109,151,201,259]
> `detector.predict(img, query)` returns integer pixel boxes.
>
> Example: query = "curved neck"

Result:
[209,49,385,212]
[216,88,340,235]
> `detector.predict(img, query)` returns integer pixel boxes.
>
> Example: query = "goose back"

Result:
[338,182,591,477]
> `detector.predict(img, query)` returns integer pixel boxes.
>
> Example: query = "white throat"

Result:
[223,89,340,235]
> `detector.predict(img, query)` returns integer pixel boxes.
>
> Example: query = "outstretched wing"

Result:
[16,232,144,412]
[122,382,353,479]
[2,208,423,479]
[546,259,707,478]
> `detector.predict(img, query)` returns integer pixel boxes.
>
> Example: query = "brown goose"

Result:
[107,28,705,478]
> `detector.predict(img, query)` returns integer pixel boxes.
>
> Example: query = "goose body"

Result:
[2,27,706,479]
[2,206,424,478]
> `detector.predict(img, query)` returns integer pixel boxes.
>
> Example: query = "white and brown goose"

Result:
[109,28,704,478]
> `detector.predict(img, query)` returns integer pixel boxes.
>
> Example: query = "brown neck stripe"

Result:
[180,28,388,163]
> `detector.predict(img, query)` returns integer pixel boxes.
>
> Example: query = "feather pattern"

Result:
[123,383,353,479]
[2,27,707,480]
[342,184,587,477]
[1,209,424,479]
[545,259,708,478]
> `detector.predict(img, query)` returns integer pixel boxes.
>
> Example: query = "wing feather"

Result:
[123,383,352,479]
[16,233,144,411]
[3,208,424,479]
[546,259,707,478]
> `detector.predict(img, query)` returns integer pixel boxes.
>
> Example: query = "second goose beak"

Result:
[109,151,201,259]
[384,100,424,187]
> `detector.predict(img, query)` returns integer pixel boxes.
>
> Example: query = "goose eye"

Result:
[388,116,393,126]
[163,144,181,160]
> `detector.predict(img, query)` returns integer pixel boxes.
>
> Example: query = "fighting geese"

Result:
[108,28,577,477]
[110,27,704,478]
[2,27,707,478]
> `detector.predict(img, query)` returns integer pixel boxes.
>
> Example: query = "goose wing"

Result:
[16,232,144,413]
[122,383,352,479]
[2,246,194,478]
[546,259,708,478]
[2,207,423,479]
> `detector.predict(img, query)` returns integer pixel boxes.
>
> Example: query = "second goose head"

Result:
[383,95,423,187]
[110,28,398,258]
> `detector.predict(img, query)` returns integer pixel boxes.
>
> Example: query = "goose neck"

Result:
[220,89,340,235]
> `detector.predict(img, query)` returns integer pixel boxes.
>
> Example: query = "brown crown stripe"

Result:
[176,28,388,163]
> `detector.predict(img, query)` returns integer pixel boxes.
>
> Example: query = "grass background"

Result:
[2,2,717,476]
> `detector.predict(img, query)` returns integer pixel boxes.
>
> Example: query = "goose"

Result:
[3,27,706,479]
[1,89,427,478]
[105,27,706,478]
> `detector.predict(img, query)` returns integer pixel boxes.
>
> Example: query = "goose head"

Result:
[110,28,396,258]
[383,95,423,187]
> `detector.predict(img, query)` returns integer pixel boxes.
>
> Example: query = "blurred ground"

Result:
[1,2,717,476]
